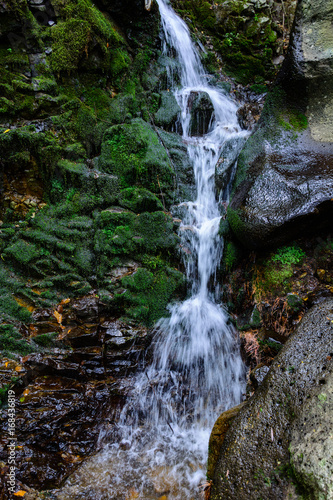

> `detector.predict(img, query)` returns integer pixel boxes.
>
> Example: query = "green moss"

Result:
[33,332,58,347]
[271,246,305,267]
[119,187,164,213]
[227,207,247,237]
[50,0,127,75]
[0,324,33,355]
[4,240,41,266]
[223,240,241,270]
[51,19,91,73]
[120,266,184,324]
[99,119,173,193]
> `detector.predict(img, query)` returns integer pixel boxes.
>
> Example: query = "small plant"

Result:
[271,246,305,266]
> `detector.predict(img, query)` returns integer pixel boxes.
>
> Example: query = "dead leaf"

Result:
[14,491,26,497]
[61,298,70,305]
[54,310,62,325]
[15,366,23,372]
[23,389,30,396]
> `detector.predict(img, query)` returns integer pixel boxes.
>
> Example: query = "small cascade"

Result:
[56,1,248,498]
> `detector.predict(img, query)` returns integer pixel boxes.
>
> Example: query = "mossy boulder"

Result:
[171,0,296,84]
[99,118,174,197]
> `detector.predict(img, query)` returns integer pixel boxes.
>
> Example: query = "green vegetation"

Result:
[0,324,33,356]
[262,246,305,289]
[121,266,184,324]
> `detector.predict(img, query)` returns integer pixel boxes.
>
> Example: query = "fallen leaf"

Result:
[14,491,26,497]
[61,298,70,305]
[3,129,10,134]
[23,389,30,396]
[15,366,23,372]
[54,310,62,325]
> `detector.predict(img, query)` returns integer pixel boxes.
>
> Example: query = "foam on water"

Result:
[56,1,248,498]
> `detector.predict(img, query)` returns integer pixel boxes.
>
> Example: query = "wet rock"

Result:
[215,134,248,193]
[154,90,181,131]
[229,0,333,250]
[157,129,196,203]
[188,91,214,136]
[229,142,333,249]
[210,298,333,500]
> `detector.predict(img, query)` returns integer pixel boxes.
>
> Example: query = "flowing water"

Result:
[56,1,248,498]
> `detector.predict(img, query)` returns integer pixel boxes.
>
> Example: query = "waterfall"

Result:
[56,1,247,498]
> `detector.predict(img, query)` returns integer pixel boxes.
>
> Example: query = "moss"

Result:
[223,240,241,270]
[227,207,247,237]
[119,187,164,213]
[99,119,173,193]
[120,266,184,324]
[0,324,33,355]
[260,246,306,291]
[4,240,41,266]
[51,19,91,73]
[33,332,58,347]
[50,0,127,75]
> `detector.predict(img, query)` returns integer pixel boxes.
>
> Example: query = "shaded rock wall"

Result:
[228,0,333,250]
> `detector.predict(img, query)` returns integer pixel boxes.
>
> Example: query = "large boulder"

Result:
[210,298,333,499]
[290,374,333,499]
[228,0,333,250]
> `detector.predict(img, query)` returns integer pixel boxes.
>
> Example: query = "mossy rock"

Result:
[120,266,185,324]
[99,118,174,195]
[154,91,181,131]
[119,187,164,213]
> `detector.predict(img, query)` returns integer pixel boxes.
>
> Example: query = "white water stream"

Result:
[57,1,247,498]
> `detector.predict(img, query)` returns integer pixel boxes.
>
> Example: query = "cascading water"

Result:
[56,1,248,498]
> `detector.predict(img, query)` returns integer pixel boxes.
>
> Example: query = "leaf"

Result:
[23,389,30,396]
[15,366,23,372]
[14,491,26,497]
[54,310,62,325]
[61,298,70,305]
[3,129,10,134]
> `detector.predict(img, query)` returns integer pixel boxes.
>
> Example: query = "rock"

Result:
[290,373,333,500]
[188,91,214,136]
[229,0,333,250]
[210,298,333,500]
[157,129,196,203]
[215,134,248,192]
[99,119,174,198]
[118,187,164,213]
[229,144,333,249]
[154,90,181,131]
[207,402,245,480]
